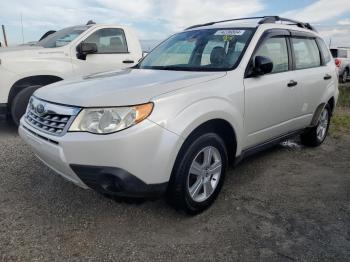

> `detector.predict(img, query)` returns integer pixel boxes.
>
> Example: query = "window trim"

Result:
[79,28,130,55]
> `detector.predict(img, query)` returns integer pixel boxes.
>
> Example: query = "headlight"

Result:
[69,103,153,134]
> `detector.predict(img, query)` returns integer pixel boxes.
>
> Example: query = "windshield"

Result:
[38,26,90,48]
[139,28,254,71]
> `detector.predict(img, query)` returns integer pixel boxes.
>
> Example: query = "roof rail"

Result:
[258,16,317,32]
[185,16,317,32]
[185,16,266,30]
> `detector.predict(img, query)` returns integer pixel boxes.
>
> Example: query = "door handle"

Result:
[123,60,135,64]
[287,80,298,87]
[324,74,332,80]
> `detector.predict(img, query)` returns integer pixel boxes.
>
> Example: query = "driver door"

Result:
[72,28,136,75]
[243,30,301,149]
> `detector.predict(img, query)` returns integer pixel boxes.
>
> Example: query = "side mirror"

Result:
[76,42,98,60]
[252,56,273,76]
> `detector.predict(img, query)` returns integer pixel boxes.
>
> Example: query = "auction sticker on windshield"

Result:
[215,30,245,36]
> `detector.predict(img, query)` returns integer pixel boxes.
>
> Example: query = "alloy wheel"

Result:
[316,108,329,141]
[187,146,222,203]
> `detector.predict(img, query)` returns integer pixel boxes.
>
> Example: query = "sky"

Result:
[1,0,350,48]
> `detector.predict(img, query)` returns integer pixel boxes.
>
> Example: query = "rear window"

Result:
[331,49,348,58]
[330,49,338,58]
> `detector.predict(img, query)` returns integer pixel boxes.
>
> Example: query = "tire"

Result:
[340,69,349,83]
[11,85,42,126]
[300,104,331,147]
[167,133,228,215]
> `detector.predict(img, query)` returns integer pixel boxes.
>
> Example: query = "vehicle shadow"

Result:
[0,119,18,135]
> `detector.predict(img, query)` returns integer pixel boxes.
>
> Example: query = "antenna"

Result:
[2,25,8,47]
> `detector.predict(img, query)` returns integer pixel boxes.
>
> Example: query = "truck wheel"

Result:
[167,133,228,214]
[11,85,42,126]
[340,69,348,83]
[300,105,331,147]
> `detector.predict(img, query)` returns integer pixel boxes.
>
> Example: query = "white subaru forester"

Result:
[19,16,339,214]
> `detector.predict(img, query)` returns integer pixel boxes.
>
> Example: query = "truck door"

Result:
[72,28,138,75]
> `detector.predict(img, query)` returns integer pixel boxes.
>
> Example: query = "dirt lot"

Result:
[1,86,350,261]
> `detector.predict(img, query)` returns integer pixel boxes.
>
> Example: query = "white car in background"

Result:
[20,16,338,214]
[0,22,142,124]
[330,47,350,83]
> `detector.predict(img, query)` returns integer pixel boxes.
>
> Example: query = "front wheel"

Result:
[11,85,42,126]
[300,105,331,147]
[167,133,228,214]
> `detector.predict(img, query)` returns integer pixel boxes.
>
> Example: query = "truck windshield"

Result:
[139,28,254,71]
[38,26,89,48]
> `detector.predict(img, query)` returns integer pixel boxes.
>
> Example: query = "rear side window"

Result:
[292,38,321,69]
[317,39,332,64]
[254,37,289,73]
[84,28,128,53]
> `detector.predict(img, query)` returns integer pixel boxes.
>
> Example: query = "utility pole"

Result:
[2,25,8,47]
[21,13,24,44]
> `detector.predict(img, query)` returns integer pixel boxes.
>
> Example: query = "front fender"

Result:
[149,95,244,155]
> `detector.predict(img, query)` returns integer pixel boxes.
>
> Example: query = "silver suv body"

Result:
[19,16,339,214]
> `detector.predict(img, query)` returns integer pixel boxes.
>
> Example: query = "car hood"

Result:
[0,45,65,61]
[35,69,227,107]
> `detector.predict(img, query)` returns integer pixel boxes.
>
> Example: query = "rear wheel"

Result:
[11,85,42,126]
[167,133,228,214]
[300,105,331,147]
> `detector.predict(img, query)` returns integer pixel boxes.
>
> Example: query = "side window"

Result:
[292,38,321,69]
[317,38,332,64]
[84,28,128,53]
[254,37,289,74]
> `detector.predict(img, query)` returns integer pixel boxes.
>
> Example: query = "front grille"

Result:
[25,111,70,135]
[25,96,80,136]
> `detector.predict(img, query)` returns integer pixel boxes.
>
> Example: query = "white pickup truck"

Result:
[0,23,142,124]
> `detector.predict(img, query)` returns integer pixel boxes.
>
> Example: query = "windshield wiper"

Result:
[142,66,202,71]
[140,66,227,72]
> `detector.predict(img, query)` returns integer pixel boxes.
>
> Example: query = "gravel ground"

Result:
[0,120,349,262]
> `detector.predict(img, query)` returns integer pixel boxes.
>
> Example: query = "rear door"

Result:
[72,28,137,75]
[243,30,302,148]
[290,33,330,124]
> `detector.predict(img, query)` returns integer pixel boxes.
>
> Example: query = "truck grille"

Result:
[25,96,80,136]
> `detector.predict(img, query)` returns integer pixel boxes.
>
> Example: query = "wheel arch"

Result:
[174,118,238,167]
[327,96,335,115]
[8,75,63,106]
[310,97,335,126]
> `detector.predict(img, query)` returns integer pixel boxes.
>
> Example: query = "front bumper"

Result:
[19,117,182,197]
